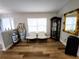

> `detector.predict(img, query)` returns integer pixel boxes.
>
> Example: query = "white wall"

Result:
[58,0,79,45]
[0,31,5,50]
[58,0,79,56]
[13,12,57,36]
[0,12,57,50]
[58,0,79,15]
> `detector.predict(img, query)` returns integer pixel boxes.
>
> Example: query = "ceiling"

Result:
[0,0,69,13]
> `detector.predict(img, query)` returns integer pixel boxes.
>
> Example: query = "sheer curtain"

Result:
[1,17,14,31]
[27,18,47,33]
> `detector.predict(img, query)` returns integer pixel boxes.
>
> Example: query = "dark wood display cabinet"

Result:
[50,17,61,41]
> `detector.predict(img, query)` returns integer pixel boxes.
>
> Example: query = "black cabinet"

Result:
[65,36,79,56]
[50,17,61,41]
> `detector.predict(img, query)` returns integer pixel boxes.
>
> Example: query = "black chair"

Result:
[65,36,79,56]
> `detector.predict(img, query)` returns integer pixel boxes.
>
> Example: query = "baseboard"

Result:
[60,39,66,46]
[2,43,13,51]
[77,46,79,57]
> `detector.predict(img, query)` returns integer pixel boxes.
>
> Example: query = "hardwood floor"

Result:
[0,39,79,59]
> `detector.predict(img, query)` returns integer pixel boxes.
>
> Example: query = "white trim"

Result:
[2,43,13,51]
[60,39,66,46]
[77,46,79,57]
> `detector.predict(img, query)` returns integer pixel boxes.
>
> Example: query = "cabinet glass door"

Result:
[52,21,57,37]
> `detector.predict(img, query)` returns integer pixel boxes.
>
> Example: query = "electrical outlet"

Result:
[64,39,67,42]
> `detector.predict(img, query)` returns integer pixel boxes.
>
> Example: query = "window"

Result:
[27,18,47,33]
[65,16,77,32]
[1,17,14,31]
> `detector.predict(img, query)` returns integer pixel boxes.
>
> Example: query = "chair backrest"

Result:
[29,32,37,37]
[38,32,46,36]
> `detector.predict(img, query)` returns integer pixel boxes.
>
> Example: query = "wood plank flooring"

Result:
[0,39,79,59]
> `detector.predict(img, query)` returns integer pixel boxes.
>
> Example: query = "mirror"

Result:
[64,9,79,35]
